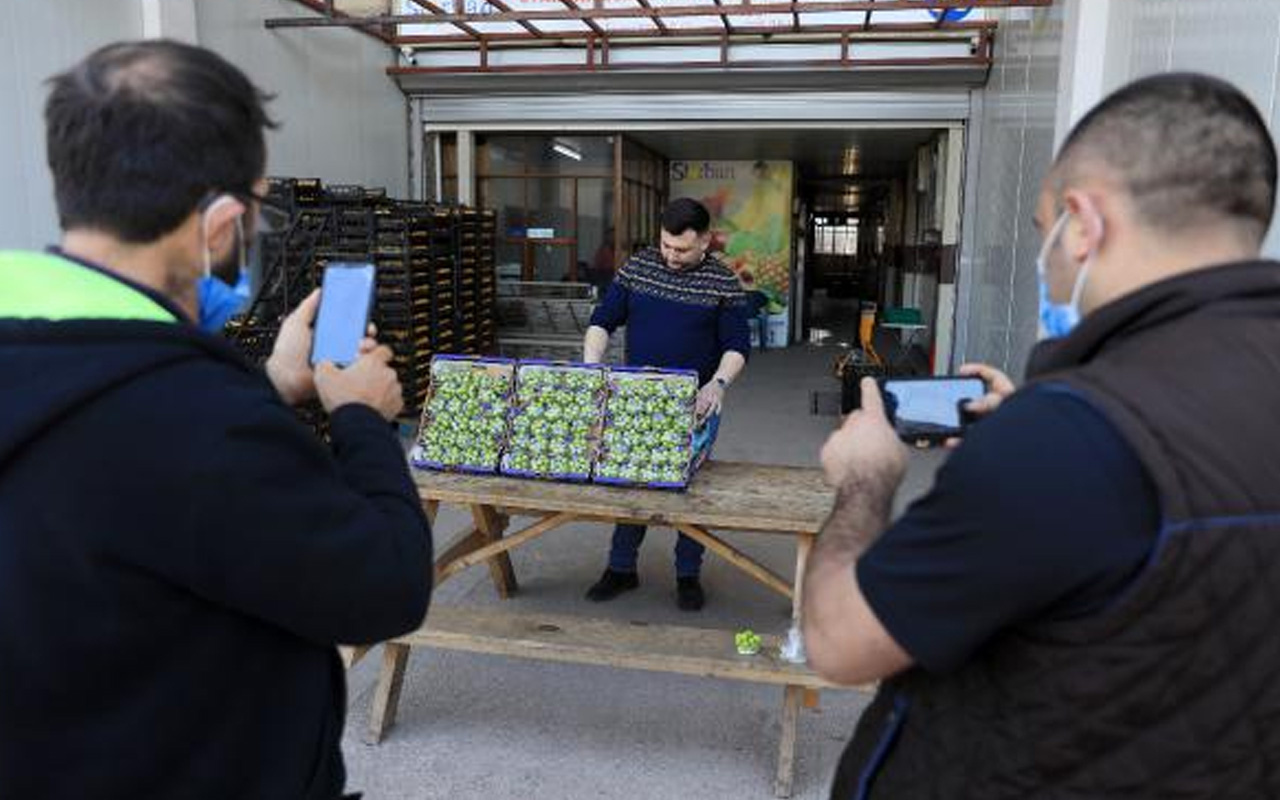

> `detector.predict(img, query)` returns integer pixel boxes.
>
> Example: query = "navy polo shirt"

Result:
[858,385,1161,673]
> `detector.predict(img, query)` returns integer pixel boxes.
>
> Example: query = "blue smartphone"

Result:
[310,263,376,367]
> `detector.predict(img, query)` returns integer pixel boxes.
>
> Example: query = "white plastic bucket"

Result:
[765,312,789,349]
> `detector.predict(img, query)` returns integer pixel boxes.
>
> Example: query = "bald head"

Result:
[1054,73,1277,246]
[45,40,275,243]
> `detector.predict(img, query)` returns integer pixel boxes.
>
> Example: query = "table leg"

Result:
[471,504,518,598]
[339,644,372,670]
[774,533,815,795]
[775,684,804,797]
[366,642,411,744]
[793,534,819,711]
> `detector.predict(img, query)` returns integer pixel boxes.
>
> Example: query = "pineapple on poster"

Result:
[668,160,794,311]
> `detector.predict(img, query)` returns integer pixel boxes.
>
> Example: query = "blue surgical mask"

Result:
[1036,212,1093,339]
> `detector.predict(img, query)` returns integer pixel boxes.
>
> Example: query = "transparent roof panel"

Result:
[529,18,595,32]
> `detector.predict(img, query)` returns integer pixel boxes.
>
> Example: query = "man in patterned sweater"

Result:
[583,198,751,610]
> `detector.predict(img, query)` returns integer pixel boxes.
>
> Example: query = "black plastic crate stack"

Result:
[419,205,462,366]
[372,204,437,410]
[455,208,483,355]
[227,178,330,361]
[226,177,499,418]
[475,209,498,353]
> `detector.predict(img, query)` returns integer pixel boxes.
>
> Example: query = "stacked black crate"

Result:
[429,206,460,359]
[227,177,331,362]
[455,207,483,355]
[475,208,498,354]
[372,203,433,412]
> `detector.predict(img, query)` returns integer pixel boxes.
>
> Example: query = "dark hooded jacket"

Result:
[0,250,433,799]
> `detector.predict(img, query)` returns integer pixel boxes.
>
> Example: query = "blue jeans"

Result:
[607,524,705,578]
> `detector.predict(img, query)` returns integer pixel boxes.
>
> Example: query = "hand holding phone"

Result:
[848,376,986,445]
[266,289,322,406]
[315,345,405,421]
[311,263,377,367]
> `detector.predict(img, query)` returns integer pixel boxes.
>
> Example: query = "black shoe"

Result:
[586,569,639,602]
[676,577,705,611]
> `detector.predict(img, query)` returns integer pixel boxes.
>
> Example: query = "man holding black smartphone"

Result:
[804,73,1280,798]
[0,41,432,800]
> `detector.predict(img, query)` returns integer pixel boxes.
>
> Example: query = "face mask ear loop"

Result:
[200,194,244,281]
[1036,212,1069,279]
[202,211,214,280]
[236,214,247,276]
[1069,209,1105,311]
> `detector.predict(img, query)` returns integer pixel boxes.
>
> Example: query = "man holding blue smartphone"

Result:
[804,74,1280,799]
[0,41,432,800]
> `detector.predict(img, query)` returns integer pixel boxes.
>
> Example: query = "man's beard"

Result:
[208,233,243,285]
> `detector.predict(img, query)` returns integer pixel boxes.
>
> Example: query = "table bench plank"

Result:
[414,461,835,535]
[397,606,851,691]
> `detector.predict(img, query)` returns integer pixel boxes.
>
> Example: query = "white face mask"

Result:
[1036,211,1098,339]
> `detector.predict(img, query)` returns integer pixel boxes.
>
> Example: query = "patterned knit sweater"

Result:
[590,247,750,384]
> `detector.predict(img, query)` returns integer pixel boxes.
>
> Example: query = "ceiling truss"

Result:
[265,0,1054,76]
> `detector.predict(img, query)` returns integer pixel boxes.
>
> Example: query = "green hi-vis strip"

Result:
[0,251,176,322]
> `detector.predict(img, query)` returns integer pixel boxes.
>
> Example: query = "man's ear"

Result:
[201,195,247,256]
[1061,189,1106,262]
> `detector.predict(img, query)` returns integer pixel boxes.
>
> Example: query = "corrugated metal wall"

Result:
[955,6,1064,375]
[957,0,1280,376]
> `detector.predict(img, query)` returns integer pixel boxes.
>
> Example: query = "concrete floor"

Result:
[342,345,945,799]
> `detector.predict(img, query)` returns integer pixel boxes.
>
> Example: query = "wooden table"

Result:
[356,460,863,797]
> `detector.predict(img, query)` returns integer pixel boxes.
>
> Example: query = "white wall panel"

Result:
[196,0,409,196]
[1102,0,1280,257]
[1,0,409,249]
[0,1,144,249]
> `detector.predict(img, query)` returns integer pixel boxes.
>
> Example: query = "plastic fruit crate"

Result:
[411,355,515,474]
[501,361,607,482]
[594,367,712,490]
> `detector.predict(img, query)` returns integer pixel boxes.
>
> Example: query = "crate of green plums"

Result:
[594,367,716,490]
[413,359,717,490]
[502,361,607,482]
[412,355,515,473]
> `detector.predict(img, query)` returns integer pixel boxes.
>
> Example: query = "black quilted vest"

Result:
[832,260,1280,800]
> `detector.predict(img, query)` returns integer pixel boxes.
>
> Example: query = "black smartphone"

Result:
[847,375,985,444]
[310,263,376,367]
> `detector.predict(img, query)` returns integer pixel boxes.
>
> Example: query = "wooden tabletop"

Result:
[413,460,835,535]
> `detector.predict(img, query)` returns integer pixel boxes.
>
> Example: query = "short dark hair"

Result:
[1055,72,1277,243]
[661,198,711,236]
[45,40,276,243]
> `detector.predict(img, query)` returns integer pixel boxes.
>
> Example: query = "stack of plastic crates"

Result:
[373,204,438,411]
[455,207,483,355]
[475,209,498,353]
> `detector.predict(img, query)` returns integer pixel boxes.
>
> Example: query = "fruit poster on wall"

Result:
[669,160,794,311]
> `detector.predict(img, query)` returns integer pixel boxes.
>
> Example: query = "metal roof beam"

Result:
[634,0,671,35]
[267,0,1052,29]
[278,0,394,43]
[406,0,485,40]
[488,0,548,38]
[393,20,993,45]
